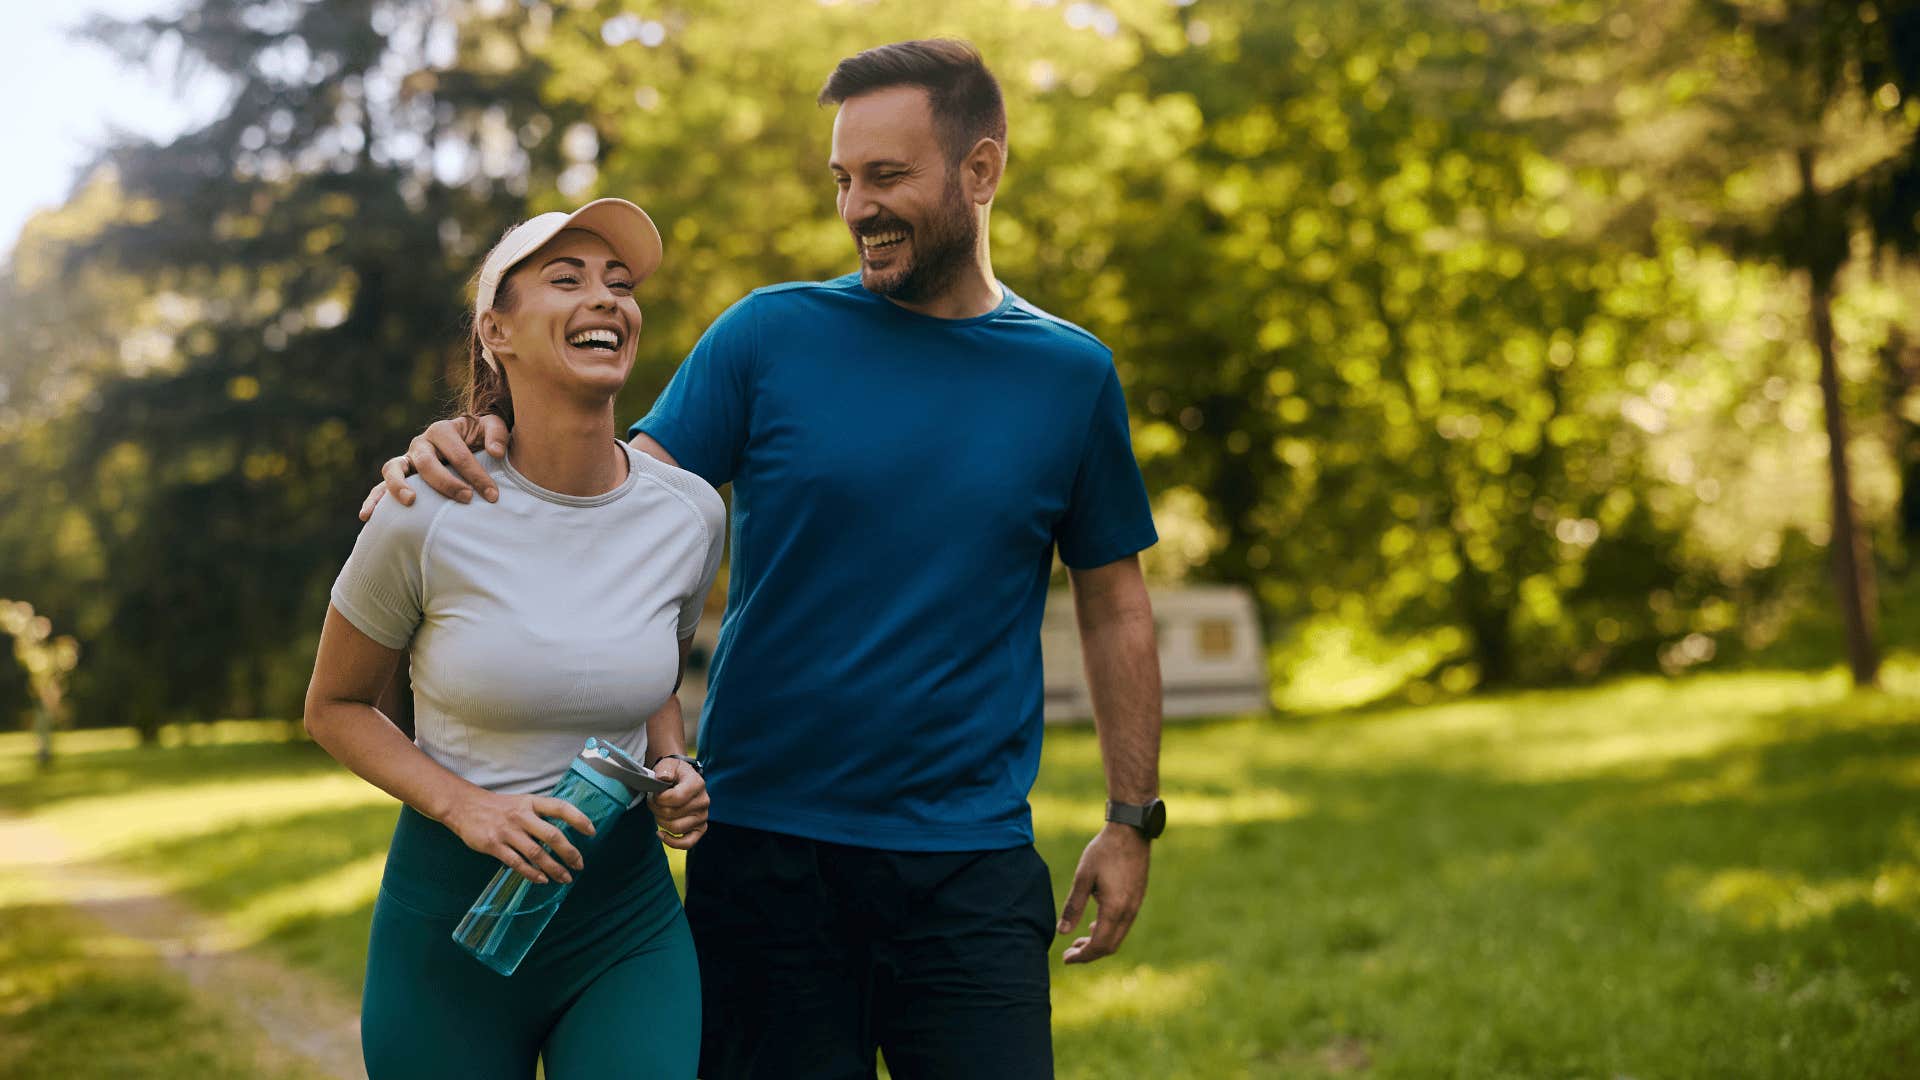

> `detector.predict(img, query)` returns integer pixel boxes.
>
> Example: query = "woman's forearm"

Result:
[645,695,688,762]
[646,638,696,764]
[305,701,478,824]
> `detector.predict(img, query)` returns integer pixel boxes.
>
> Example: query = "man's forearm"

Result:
[628,430,679,468]
[1072,568,1162,804]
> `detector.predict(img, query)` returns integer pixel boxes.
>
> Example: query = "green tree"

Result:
[9,0,1907,726]
[0,600,81,766]
[0,0,585,737]
[1541,0,1920,687]
[529,0,1709,689]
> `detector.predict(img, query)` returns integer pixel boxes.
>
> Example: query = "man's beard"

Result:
[855,178,978,304]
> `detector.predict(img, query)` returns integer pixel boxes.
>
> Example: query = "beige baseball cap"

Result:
[475,198,663,369]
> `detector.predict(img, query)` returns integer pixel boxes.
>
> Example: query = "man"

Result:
[366,40,1165,1079]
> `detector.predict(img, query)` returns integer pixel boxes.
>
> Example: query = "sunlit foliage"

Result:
[3,0,1918,729]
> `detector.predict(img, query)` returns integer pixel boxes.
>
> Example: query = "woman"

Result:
[304,198,723,1079]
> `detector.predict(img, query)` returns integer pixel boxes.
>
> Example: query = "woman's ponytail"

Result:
[461,273,518,428]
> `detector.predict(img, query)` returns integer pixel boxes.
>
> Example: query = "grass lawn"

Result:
[0,825,326,1079]
[3,669,1918,1077]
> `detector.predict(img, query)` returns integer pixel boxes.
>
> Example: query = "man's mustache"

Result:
[852,217,913,238]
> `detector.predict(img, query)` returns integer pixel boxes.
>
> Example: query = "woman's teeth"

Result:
[567,328,620,350]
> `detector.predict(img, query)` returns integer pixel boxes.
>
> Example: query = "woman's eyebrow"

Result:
[541,256,630,275]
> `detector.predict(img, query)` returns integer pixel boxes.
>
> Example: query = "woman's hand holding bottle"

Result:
[443,788,597,885]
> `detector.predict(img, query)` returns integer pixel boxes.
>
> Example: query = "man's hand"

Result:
[1058,822,1150,963]
[648,756,710,850]
[358,414,510,521]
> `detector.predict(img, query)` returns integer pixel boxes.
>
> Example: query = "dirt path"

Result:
[0,810,366,1080]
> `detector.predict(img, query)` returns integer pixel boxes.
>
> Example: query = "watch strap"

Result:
[1106,797,1166,839]
[654,753,703,777]
[1105,800,1150,829]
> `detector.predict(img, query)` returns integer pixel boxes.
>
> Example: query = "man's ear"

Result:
[478,309,513,359]
[961,137,1005,206]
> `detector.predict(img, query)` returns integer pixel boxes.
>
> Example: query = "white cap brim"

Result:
[474,198,663,367]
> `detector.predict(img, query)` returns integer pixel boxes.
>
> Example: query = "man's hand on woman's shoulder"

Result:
[358,414,510,521]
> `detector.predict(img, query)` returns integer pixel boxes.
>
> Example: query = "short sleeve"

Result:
[679,487,728,641]
[329,485,442,649]
[629,295,758,487]
[1054,364,1159,569]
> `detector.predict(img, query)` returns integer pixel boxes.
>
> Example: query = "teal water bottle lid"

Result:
[568,737,653,804]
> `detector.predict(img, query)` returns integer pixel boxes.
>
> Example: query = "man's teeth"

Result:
[567,328,620,349]
[862,231,908,249]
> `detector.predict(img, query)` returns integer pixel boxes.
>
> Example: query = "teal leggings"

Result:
[361,806,700,1079]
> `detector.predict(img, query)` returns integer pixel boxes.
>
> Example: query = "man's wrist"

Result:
[1105,796,1166,840]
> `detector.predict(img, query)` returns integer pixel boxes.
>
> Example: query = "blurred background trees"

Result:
[4,0,1918,737]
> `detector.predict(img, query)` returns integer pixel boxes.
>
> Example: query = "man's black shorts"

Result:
[684,821,1056,1080]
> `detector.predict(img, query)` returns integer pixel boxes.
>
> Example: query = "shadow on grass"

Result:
[0,737,339,813]
[121,802,397,903]
[8,690,1914,1078]
[0,902,319,1080]
[1031,698,1920,1079]
[110,801,400,994]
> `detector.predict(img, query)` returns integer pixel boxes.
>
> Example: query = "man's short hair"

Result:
[817,39,1007,164]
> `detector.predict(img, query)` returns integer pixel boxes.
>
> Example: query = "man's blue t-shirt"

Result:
[632,273,1157,851]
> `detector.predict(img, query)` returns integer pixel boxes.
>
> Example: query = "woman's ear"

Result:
[478,309,513,360]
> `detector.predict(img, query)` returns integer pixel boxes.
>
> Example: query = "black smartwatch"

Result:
[1106,797,1167,840]
[652,753,704,778]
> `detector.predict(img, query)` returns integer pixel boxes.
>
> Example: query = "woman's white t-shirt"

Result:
[329,441,726,794]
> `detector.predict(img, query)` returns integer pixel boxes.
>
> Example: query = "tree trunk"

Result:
[33,703,53,769]
[1450,527,1514,686]
[1880,327,1920,572]
[1801,149,1881,689]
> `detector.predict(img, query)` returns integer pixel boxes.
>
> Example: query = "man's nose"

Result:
[842,182,879,225]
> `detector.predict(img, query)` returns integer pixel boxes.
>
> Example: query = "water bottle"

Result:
[452,737,663,975]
